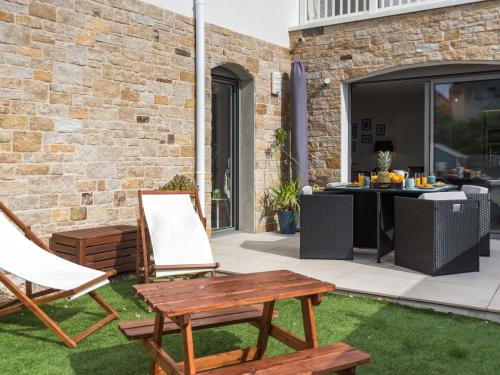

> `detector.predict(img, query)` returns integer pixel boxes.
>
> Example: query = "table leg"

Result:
[376,192,382,263]
[151,311,165,375]
[180,315,196,375]
[378,192,397,263]
[301,296,318,348]
[256,300,276,359]
[216,201,220,229]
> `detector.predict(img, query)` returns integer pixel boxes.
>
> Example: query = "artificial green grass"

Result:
[1,277,500,374]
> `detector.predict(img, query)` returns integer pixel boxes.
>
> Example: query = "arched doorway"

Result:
[210,64,254,233]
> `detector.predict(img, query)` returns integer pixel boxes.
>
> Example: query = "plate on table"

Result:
[417,185,435,189]
[346,183,360,187]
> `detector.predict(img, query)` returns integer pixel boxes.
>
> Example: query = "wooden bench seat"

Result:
[199,342,370,375]
[119,305,271,340]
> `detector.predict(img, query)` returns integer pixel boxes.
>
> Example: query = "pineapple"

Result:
[377,151,392,183]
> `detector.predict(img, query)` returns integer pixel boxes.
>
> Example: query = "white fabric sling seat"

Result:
[137,190,219,282]
[0,212,108,299]
[0,201,119,348]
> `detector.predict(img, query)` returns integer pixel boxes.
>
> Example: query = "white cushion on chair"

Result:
[419,191,467,201]
[462,185,488,194]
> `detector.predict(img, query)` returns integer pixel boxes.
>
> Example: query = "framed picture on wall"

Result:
[361,134,372,144]
[352,141,356,153]
[376,124,386,136]
[361,119,371,131]
[352,123,357,138]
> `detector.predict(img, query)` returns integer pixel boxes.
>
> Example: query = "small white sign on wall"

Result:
[271,71,282,96]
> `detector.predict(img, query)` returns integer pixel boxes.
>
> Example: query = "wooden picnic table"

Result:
[132,270,336,375]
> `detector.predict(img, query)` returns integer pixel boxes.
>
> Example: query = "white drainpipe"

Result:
[195,0,206,214]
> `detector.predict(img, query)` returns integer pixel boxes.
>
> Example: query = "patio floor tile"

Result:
[211,232,500,315]
[487,288,500,313]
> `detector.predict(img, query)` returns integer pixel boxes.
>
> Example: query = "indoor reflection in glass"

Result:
[434,79,500,231]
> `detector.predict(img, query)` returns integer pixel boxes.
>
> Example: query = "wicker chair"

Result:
[461,185,490,257]
[300,194,353,260]
[394,196,480,276]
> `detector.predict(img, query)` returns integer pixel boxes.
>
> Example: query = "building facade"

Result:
[0,0,498,238]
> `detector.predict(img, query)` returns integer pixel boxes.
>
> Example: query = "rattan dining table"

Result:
[324,184,457,262]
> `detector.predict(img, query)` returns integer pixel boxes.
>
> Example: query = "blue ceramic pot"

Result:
[278,210,297,234]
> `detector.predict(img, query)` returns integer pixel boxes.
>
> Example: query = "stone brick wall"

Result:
[290,0,500,184]
[0,0,289,238]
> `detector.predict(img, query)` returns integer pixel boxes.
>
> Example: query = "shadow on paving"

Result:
[240,237,300,259]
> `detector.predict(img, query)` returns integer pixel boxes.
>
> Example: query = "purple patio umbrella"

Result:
[291,60,309,187]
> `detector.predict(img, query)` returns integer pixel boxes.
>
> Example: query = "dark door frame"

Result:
[211,74,240,231]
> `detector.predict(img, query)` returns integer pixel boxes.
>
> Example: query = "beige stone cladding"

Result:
[290,0,500,184]
[207,24,290,232]
[0,0,290,238]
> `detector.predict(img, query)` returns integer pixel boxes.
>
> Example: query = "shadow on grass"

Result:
[69,342,149,375]
[108,276,148,311]
[68,330,246,375]
[0,304,82,328]
[311,294,500,375]
[0,304,88,345]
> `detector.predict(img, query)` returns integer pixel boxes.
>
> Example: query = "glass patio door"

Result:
[433,77,500,233]
[211,77,238,231]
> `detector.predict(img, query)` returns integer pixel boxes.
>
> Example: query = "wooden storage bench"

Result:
[50,225,137,274]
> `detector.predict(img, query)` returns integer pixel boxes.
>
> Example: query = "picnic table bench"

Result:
[119,270,370,374]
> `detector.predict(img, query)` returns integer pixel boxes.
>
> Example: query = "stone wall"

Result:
[0,0,289,238]
[290,0,500,184]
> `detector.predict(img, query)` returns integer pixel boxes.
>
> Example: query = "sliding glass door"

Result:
[433,77,500,232]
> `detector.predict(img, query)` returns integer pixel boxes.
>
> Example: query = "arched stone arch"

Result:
[209,63,256,233]
[347,61,500,83]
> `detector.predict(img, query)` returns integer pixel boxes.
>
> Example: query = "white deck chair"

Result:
[0,201,119,348]
[137,190,219,283]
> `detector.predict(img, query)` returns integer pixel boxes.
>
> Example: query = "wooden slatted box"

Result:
[49,225,137,274]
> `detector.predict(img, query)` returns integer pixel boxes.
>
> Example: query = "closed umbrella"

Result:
[291,60,308,187]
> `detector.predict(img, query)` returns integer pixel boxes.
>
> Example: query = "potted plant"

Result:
[266,129,302,234]
[270,179,301,234]
[160,174,197,191]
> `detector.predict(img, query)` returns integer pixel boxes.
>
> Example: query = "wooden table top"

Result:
[134,270,335,317]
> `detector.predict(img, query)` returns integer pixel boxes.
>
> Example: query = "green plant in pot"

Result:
[266,129,302,234]
[270,179,301,234]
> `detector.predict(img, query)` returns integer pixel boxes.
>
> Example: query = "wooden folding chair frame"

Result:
[0,201,120,348]
[136,190,219,284]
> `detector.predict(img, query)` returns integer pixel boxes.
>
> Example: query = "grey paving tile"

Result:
[211,233,500,313]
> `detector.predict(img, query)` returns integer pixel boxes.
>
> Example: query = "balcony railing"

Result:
[297,0,485,27]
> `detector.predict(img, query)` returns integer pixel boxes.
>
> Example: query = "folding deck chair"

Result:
[136,190,219,283]
[0,201,119,348]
